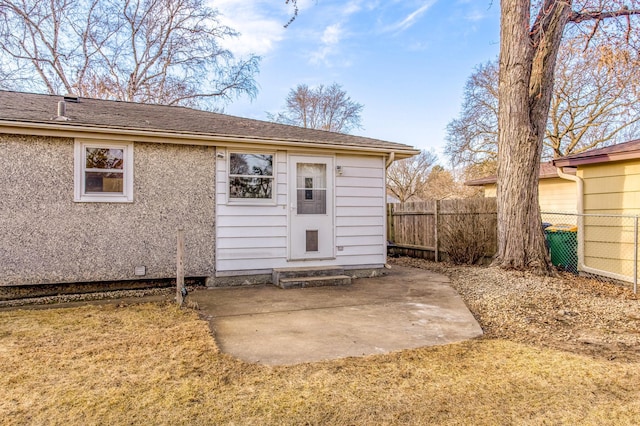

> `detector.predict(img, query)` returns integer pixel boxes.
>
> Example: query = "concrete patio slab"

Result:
[190,265,483,366]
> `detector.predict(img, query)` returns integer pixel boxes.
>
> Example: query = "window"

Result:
[228,153,274,201]
[74,140,133,202]
[296,163,326,214]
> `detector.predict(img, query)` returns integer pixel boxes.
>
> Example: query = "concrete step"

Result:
[277,274,352,289]
[272,266,345,284]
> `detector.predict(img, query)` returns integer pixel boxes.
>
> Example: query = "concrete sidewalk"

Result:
[190,265,483,366]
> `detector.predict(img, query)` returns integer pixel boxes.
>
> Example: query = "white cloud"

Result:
[307,1,364,66]
[344,0,364,15]
[321,24,343,45]
[384,0,437,33]
[213,0,286,57]
[214,0,367,67]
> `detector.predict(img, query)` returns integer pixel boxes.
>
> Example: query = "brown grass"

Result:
[1,302,639,425]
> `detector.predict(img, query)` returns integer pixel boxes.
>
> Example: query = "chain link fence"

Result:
[541,212,639,294]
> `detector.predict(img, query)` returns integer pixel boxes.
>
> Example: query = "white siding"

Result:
[334,155,386,266]
[216,148,288,273]
[215,150,387,274]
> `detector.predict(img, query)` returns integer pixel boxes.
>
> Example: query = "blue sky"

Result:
[215,0,500,163]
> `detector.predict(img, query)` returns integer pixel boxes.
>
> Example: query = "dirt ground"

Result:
[391,257,640,363]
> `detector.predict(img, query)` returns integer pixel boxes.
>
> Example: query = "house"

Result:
[554,139,640,285]
[0,90,418,289]
[465,162,578,214]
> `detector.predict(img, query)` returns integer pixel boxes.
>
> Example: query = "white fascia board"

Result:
[0,121,420,159]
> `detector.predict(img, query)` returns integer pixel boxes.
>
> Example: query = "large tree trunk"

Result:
[494,0,570,273]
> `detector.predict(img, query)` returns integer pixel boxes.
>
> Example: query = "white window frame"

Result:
[227,151,276,205]
[74,139,134,203]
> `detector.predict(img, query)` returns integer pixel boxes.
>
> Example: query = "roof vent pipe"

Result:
[57,100,66,117]
[54,100,69,121]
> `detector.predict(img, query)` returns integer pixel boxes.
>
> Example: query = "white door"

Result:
[289,155,334,260]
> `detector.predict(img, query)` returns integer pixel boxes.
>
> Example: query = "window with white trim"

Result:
[74,140,134,202]
[228,152,274,201]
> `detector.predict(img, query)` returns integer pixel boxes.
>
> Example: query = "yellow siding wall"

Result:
[579,159,640,280]
[482,178,576,212]
[484,184,496,197]
[580,160,640,215]
[538,178,577,213]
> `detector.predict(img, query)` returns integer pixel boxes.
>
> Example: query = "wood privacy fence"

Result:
[387,198,498,262]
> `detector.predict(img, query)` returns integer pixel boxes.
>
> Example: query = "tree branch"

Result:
[569,8,640,24]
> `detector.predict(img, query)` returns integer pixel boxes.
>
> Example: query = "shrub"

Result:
[440,204,496,265]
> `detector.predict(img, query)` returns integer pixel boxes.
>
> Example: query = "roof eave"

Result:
[554,150,640,167]
[0,120,419,158]
[464,178,496,186]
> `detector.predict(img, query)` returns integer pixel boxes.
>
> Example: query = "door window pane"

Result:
[297,163,326,214]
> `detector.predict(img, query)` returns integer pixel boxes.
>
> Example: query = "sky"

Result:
[214,0,501,163]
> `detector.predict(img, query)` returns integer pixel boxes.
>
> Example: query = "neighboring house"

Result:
[465,162,578,214]
[554,139,640,284]
[0,91,418,288]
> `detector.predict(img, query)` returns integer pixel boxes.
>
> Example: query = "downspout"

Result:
[556,166,635,284]
[384,152,396,268]
[555,166,585,273]
[385,151,395,169]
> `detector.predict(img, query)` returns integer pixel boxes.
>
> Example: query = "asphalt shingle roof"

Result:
[0,90,417,155]
[465,161,575,186]
[553,139,640,167]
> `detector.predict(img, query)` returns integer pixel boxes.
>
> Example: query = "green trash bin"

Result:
[544,224,578,273]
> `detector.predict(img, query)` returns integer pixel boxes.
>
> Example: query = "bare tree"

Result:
[419,166,482,200]
[268,83,363,133]
[445,61,499,168]
[547,39,640,157]
[496,1,640,273]
[386,150,438,202]
[446,41,640,167]
[0,0,259,108]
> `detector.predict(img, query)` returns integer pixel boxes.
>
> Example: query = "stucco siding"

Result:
[0,134,216,285]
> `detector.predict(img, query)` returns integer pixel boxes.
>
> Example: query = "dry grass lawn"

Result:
[1,302,639,425]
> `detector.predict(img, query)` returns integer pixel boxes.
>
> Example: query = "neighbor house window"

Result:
[74,140,134,202]
[228,153,274,201]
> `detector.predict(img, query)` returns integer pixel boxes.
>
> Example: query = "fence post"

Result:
[176,229,185,307]
[434,199,440,262]
[387,203,395,243]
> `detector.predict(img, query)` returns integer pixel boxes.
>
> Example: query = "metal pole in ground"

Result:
[434,199,440,262]
[634,216,638,295]
[176,228,185,306]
